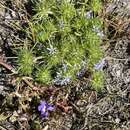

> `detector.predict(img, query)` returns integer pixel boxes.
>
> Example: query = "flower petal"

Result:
[41,105,46,113]
[47,104,55,111]
[41,111,48,118]
[40,100,47,106]
[38,105,43,111]
[94,59,105,70]
[38,100,47,112]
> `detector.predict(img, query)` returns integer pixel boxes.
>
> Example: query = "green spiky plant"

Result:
[17,48,34,75]
[17,0,104,90]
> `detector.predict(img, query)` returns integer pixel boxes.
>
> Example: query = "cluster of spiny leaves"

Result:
[17,0,104,90]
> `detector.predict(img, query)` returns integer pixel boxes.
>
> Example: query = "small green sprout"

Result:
[35,67,52,84]
[90,0,102,12]
[91,70,104,91]
[60,0,76,22]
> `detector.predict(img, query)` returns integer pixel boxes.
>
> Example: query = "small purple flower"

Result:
[54,75,71,85]
[76,68,86,79]
[38,100,55,118]
[62,64,67,72]
[54,71,71,85]
[85,10,93,18]
[47,44,56,54]
[60,76,71,85]
[93,26,104,38]
[94,59,105,70]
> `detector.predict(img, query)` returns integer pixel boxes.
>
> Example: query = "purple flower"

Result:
[38,100,55,118]
[93,26,104,38]
[85,10,93,18]
[60,76,71,85]
[94,59,105,70]
[47,44,56,54]
[62,64,67,72]
[76,68,86,79]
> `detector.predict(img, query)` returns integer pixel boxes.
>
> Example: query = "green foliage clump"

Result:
[35,67,52,84]
[17,0,104,90]
[17,48,34,75]
[90,0,102,12]
[91,70,104,91]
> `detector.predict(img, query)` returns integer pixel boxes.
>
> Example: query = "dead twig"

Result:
[0,58,34,89]
[0,59,17,74]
